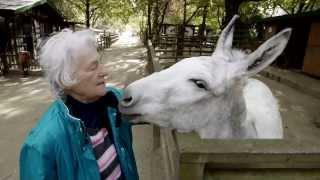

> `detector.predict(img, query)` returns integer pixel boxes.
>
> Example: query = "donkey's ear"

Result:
[214,15,239,54]
[244,28,292,76]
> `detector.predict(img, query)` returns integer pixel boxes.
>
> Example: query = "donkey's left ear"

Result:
[244,28,292,76]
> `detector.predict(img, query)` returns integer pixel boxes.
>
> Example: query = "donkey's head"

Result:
[119,15,291,136]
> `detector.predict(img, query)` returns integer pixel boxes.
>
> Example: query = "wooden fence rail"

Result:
[153,34,218,62]
[97,32,119,50]
[147,40,181,180]
[152,32,262,65]
[1,31,119,75]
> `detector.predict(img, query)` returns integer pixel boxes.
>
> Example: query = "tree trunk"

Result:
[153,0,170,45]
[199,5,208,41]
[183,0,186,23]
[224,0,262,48]
[147,0,152,39]
[151,0,160,42]
[224,0,242,26]
[224,0,261,26]
[0,18,10,75]
[176,0,187,57]
[85,0,90,28]
[297,1,307,14]
[157,0,170,35]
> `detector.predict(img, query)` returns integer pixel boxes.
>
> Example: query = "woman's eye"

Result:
[190,79,208,90]
[89,64,98,71]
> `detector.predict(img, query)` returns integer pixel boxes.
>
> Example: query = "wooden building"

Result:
[0,0,74,75]
[257,10,320,77]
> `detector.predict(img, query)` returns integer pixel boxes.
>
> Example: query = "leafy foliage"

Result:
[240,0,320,22]
[53,0,136,28]
[52,0,320,33]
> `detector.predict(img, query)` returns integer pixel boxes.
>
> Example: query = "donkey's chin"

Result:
[120,112,153,124]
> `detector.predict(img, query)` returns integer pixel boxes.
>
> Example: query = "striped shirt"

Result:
[87,128,123,180]
[65,94,123,180]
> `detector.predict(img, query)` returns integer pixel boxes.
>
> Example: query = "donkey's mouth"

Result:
[121,113,141,119]
[118,105,147,122]
[119,107,143,120]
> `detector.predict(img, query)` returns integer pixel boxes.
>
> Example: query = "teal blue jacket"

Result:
[20,87,139,180]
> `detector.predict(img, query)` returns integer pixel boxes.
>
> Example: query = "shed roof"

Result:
[0,0,48,13]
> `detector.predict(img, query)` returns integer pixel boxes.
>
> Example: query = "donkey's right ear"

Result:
[244,28,292,77]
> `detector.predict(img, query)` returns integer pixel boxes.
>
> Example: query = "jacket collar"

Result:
[56,99,79,119]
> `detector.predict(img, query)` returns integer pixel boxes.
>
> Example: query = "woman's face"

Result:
[67,48,107,103]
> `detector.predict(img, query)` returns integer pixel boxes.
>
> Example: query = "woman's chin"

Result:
[96,87,107,96]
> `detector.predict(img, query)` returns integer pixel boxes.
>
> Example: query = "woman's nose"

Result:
[99,71,108,77]
[98,67,108,78]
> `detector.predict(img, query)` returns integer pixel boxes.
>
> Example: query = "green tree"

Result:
[54,0,135,28]
[269,0,320,15]
[240,0,320,21]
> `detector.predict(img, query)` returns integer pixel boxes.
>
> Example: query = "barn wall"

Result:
[303,22,320,77]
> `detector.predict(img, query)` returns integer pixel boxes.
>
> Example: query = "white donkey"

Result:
[119,15,291,139]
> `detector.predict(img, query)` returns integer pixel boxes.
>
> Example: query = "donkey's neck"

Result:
[229,86,248,138]
[198,82,248,139]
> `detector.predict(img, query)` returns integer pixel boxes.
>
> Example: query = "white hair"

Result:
[39,29,97,98]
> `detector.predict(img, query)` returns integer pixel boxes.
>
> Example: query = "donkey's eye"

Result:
[190,79,208,90]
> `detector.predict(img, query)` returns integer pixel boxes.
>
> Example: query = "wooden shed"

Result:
[0,0,74,75]
[257,10,320,77]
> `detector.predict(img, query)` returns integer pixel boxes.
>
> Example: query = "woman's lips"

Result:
[97,81,105,86]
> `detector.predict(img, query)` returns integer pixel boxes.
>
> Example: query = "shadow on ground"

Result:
[0,75,52,180]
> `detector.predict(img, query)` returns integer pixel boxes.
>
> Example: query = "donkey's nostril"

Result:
[121,96,135,107]
[121,88,139,107]
[123,97,133,103]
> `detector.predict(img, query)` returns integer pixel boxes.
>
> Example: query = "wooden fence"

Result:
[0,31,119,75]
[151,30,261,68]
[97,31,119,50]
[147,40,180,180]
[153,34,217,62]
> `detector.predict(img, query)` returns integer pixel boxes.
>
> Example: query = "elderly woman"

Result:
[19,29,139,180]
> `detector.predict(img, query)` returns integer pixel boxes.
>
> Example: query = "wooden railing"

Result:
[97,32,119,50]
[0,31,119,75]
[147,40,180,180]
[152,32,262,65]
[153,34,218,62]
